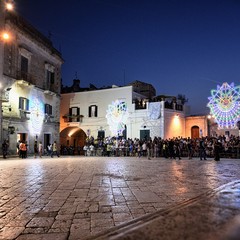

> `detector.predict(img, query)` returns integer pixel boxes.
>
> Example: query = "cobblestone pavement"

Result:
[0,156,240,240]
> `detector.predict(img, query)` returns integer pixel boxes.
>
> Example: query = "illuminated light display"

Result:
[29,96,45,135]
[106,100,129,136]
[207,82,240,128]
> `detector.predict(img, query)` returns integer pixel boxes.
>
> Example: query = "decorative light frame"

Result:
[106,100,129,136]
[207,82,240,128]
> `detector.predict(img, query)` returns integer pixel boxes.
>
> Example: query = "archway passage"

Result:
[60,127,86,155]
[191,126,200,139]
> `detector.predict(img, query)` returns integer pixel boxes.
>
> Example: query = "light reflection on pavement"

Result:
[0,156,239,239]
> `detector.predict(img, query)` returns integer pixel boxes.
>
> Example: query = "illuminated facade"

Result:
[0,9,63,154]
[60,85,186,149]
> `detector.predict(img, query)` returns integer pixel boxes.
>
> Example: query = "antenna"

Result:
[123,69,125,85]
[75,72,78,79]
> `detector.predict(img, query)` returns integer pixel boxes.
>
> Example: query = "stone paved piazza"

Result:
[0,156,240,240]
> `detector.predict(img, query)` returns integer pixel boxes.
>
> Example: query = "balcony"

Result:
[44,90,56,96]
[62,114,84,123]
[164,101,183,111]
[19,109,30,120]
[44,114,54,123]
[134,99,147,110]
[16,71,36,86]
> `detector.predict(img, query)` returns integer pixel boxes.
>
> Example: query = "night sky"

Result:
[16,0,240,115]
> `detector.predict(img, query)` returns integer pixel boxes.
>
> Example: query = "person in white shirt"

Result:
[51,141,60,158]
[38,141,43,158]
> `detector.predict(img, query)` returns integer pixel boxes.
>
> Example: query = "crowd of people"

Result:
[2,135,240,161]
[1,140,60,159]
[79,135,240,161]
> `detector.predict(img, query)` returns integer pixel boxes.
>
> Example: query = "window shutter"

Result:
[50,72,55,84]
[21,56,28,73]
[77,107,80,122]
[88,106,91,117]
[49,105,52,115]
[69,108,72,122]
[19,97,22,109]
[26,99,29,110]
[44,104,47,114]
[95,106,98,117]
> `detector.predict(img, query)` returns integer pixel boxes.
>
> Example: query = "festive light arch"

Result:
[207,82,240,128]
[106,100,129,136]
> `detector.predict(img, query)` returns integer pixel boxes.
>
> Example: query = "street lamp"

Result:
[1,31,10,41]
[5,2,14,11]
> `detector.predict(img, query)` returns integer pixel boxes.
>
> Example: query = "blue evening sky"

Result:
[16,0,240,115]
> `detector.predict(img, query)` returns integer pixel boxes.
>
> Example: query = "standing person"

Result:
[34,141,38,158]
[142,141,147,157]
[20,141,27,159]
[51,141,60,158]
[106,143,111,157]
[38,141,43,158]
[16,140,21,157]
[162,141,168,158]
[147,140,152,160]
[168,139,175,159]
[199,138,207,160]
[214,139,222,161]
[83,144,88,156]
[47,143,52,156]
[174,141,181,160]
[187,139,193,159]
[2,140,8,159]
[89,144,95,156]
[137,142,142,158]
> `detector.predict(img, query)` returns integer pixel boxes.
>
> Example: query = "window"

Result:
[69,107,80,122]
[21,56,28,72]
[45,104,53,115]
[46,70,55,84]
[88,105,98,117]
[20,56,28,80]
[45,63,55,88]
[19,97,29,111]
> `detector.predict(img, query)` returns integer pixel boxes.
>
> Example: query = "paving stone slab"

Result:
[91,181,240,240]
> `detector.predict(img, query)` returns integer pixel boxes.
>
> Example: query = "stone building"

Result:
[128,80,156,99]
[0,5,63,154]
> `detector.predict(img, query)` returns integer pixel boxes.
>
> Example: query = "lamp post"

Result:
[207,114,213,137]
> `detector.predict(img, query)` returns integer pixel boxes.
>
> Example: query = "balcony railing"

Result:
[44,114,54,123]
[19,109,30,120]
[134,100,147,110]
[16,71,36,86]
[62,114,84,123]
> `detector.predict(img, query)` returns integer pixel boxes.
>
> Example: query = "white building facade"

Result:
[60,85,186,149]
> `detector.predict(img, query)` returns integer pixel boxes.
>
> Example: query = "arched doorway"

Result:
[60,127,86,155]
[191,126,200,139]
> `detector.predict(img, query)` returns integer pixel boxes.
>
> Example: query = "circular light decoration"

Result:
[106,100,129,136]
[207,82,240,128]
